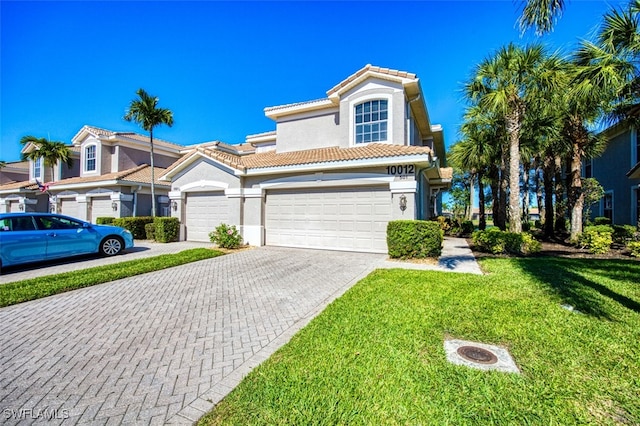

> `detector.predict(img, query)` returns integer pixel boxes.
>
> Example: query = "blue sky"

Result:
[0,0,628,163]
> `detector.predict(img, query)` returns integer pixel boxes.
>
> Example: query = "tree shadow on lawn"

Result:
[514,257,640,319]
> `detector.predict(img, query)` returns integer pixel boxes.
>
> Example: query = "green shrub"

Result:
[593,217,612,226]
[612,224,636,244]
[472,228,541,256]
[460,220,475,236]
[627,241,640,257]
[387,220,443,259]
[209,223,243,249]
[154,217,180,243]
[145,223,156,241]
[579,225,613,254]
[113,216,154,239]
[96,217,115,225]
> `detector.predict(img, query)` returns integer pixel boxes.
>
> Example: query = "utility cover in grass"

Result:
[444,339,520,374]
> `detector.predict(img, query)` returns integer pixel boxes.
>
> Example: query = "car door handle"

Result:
[47,232,57,237]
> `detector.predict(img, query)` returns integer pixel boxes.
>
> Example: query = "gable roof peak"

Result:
[326,64,418,98]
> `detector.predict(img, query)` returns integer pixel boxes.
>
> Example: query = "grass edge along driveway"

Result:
[0,248,223,308]
[199,256,640,425]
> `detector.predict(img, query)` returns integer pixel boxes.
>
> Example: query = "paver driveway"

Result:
[0,246,385,425]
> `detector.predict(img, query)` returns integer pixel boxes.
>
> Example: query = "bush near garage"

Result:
[113,216,154,239]
[612,224,636,244]
[154,217,180,243]
[472,228,541,255]
[96,217,115,225]
[386,220,443,259]
[145,223,156,240]
[209,223,243,249]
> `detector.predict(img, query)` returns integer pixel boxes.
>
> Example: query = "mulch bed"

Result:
[468,236,638,261]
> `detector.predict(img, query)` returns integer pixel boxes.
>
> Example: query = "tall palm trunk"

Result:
[554,155,567,234]
[467,171,476,221]
[150,129,156,217]
[478,170,487,230]
[506,110,522,233]
[542,154,556,238]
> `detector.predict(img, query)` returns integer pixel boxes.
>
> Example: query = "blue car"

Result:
[0,213,134,271]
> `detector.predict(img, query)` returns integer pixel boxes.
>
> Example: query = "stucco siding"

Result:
[274,109,341,153]
[171,158,241,191]
[119,146,178,170]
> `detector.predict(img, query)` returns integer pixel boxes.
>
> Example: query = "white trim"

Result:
[246,155,430,176]
[259,172,393,190]
[83,143,99,174]
[632,126,639,169]
[224,188,264,198]
[240,225,263,246]
[179,180,229,193]
[389,181,417,193]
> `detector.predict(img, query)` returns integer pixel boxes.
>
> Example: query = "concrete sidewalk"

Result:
[380,237,483,274]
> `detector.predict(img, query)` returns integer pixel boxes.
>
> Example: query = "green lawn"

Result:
[0,248,223,307]
[200,256,640,425]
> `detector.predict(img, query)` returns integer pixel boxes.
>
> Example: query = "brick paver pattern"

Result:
[0,247,384,425]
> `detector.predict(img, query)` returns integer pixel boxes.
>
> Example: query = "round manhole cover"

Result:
[456,346,498,364]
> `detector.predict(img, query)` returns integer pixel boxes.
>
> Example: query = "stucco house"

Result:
[0,125,183,220]
[584,121,640,226]
[161,65,451,253]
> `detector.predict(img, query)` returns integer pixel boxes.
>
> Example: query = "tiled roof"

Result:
[48,165,170,187]
[244,144,431,169]
[0,180,38,191]
[77,125,182,149]
[440,167,454,180]
[163,143,432,177]
[327,64,417,96]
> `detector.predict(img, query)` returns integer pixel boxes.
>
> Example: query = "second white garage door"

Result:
[185,192,229,242]
[265,187,391,253]
[91,197,113,223]
[59,198,81,219]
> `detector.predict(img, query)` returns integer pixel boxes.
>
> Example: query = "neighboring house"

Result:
[0,125,183,221]
[586,122,640,226]
[161,65,452,253]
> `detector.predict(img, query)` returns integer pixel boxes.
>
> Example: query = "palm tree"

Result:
[20,136,73,183]
[124,89,174,217]
[465,43,563,233]
[518,0,566,35]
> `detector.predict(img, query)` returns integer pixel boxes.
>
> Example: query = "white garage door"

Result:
[185,192,229,242]
[60,198,80,219]
[265,187,392,253]
[91,197,113,223]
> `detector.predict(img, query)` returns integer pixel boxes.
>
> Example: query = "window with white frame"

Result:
[603,192,614,221]
[33,157,42,180]
[355,99,388,143]
[85,145,96,172]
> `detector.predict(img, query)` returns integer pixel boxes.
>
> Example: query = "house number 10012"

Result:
[387,165,415,175]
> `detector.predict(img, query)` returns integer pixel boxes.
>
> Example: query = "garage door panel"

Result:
[265,187,391,253]
[91,197,113,222]
[185,192,228,242]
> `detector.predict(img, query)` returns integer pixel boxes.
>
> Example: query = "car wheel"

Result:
[100,236,123,256]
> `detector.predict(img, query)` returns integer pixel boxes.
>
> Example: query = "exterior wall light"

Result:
[399,194,407,212]
[111,201,118,211]
[171,200,178,211]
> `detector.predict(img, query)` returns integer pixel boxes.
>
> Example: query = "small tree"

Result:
[582,178,604,225]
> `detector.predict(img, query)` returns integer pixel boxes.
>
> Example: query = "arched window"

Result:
[354,100,388,143]
[85,145,96,172]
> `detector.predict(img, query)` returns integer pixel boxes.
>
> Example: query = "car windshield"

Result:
[36,216,84,230]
